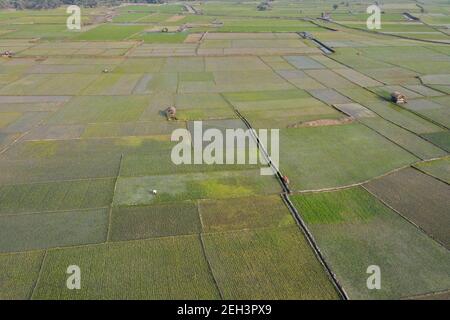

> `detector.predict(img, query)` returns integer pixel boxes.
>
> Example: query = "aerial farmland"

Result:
[0,0,449,301]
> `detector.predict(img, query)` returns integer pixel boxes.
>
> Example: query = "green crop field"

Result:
[110,201,202,241]
[0,251,44,299]
[32,235,221,299]
[291,188,450,299]
[203,227,340,299]
[199,195,294,233]
[0,208,108,252]
[0,178,114,214]
[365,168,450,249]
[279,123,418,191]
[414,157,450,183]
[0,0,449,301]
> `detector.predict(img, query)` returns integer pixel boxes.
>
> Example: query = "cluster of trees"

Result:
[0,0,163,9]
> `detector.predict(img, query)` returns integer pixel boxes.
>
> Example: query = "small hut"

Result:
[391,91,407,104]
[321,12,332,21]
[165,106,177,120]
[1,50,14,58]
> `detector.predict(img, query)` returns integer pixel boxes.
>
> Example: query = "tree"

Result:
[333,4,338,10]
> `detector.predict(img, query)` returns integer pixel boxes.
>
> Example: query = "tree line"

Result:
[0,0,164,10]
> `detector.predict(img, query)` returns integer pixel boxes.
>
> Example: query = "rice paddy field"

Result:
[0,0,449,300]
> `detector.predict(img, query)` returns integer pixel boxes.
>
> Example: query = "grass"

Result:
[291,187,450,299]
[0,208,108,253]
[33,235,220,299]
[203,226,340,299]
[365,168,450,249]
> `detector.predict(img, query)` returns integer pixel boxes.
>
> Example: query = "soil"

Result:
[287,117,353,128]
